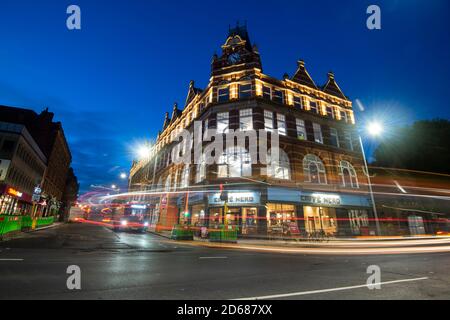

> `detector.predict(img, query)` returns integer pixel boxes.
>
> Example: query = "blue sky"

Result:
[0,0,449,193]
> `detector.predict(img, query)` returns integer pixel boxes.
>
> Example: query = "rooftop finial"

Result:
[328,71,335,80]
[297,59,305,68]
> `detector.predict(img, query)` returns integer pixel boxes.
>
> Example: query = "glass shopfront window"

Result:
[241,207,257,235]
[191,204,206,227]
[267,203,296,235]
[209,207,223,229]
[303,206,338,235]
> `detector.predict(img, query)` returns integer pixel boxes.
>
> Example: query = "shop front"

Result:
[207,191,260,235]
[0,184,33,216]
[300,192,372,236]
[267,187,373,237]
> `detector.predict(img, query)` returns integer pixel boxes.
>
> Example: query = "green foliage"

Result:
[373,119,450,174]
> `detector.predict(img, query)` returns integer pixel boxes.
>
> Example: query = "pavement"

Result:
[0,222,450,300]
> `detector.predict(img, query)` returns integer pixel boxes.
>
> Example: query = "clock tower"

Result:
[211,23,262,77]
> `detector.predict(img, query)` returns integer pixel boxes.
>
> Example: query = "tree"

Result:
[372,119,450,174]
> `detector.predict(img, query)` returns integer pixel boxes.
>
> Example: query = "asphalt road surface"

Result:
[0,223,449,300]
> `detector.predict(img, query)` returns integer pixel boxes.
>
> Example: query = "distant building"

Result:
[61,167,79,222]
[0,105,75,218]
[129,25,374,238]
[0,121,47,216]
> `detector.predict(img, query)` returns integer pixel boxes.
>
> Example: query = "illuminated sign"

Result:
[131,204,147,210]
[209,192,260,205]
[7,187,23,198]
[301,193,341,206]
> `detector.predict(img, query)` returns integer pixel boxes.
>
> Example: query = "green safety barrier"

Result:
[1,215,55,237]
[170,225,194,241]
[21,215,32,229]
[208,225,238,243]
[36,216,54,227]
[0,215,22,236]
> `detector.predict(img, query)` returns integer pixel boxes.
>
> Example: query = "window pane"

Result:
[264,110,273,132]
[310,101,318,113]
[313,123,323,144]
[272,90,284,104]
[330,127,339,147]
[294,96,302,109]
[218,87,229,102]
[326,106,334,118]
[263,86,271,99]
[296,119,306,140]
[217,112,229,133]
[277,114,286,136]
[239,84,252,99]
[239,108,253,130]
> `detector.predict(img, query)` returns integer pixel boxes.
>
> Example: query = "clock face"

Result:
[228,52,241,64]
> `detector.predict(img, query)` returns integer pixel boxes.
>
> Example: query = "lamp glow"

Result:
[367,122,383,136]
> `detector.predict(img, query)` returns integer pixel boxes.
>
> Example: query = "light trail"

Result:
[168,239,450,256]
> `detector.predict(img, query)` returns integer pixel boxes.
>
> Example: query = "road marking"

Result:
[234,277,429,300]
[0,259,24,261]
[199,256,228,259]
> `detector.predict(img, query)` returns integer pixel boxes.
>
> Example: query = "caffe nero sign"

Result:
[209,192,260,206]
[301,193,341,206]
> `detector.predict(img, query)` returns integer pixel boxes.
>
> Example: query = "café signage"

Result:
[301,193,341,206]
[7,187,23,198]
[209,192,260,206]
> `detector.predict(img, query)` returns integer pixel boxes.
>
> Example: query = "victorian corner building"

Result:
[0,106,79,222]
[129,26,374,237]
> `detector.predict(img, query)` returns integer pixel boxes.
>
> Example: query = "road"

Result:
[0,223,449,300]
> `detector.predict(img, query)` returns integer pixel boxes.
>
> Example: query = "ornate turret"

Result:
[211,23,262,76]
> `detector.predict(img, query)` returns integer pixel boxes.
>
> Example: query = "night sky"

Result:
[0,0,449,193]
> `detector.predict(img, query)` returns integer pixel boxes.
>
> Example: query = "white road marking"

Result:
[0,259,24,261]
[234,277,429,300]
[199,256,228,259]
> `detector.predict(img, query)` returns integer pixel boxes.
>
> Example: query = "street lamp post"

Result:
[359,121,383,236]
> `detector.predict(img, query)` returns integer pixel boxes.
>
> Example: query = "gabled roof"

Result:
[291,60,317,89]
[322,71,347,100]
[185,80,203,106]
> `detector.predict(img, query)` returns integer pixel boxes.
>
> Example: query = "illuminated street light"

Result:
[111,184,117,189]
[367,122,383,136]
[120,173,127,179]
[136,143,152,160]
[358,120,384,236]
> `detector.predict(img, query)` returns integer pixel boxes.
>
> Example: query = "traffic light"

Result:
[219,184,228,202]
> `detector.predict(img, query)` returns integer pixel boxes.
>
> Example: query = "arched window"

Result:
[180,164,190,188]
[303,154,327,184]
[196,154,206,183]
[339,160,359,188]
[217,146,251,178]
[266,148,290,180]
